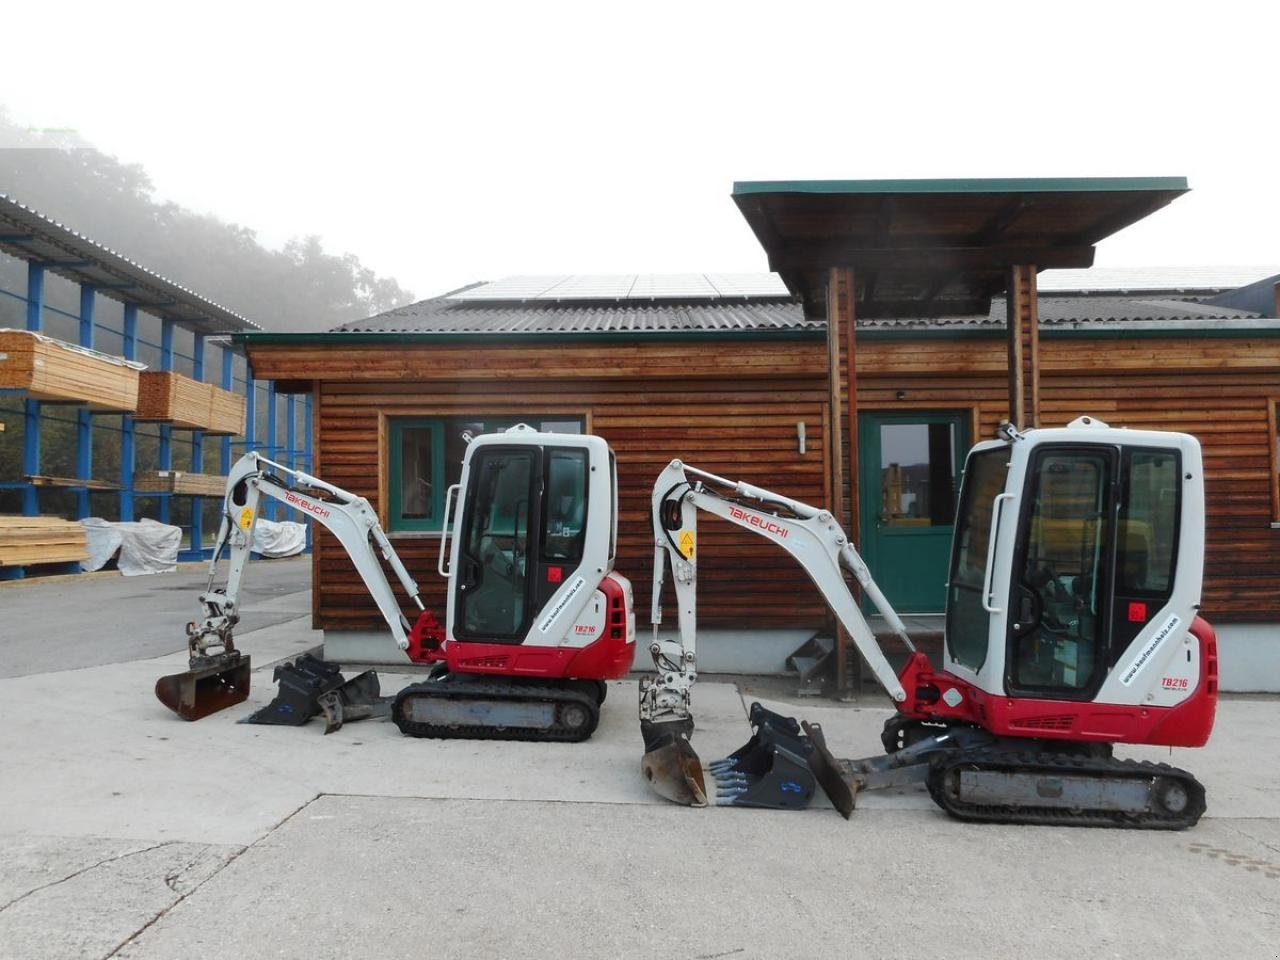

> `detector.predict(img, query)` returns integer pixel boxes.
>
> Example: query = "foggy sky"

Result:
[4,1,1277,304]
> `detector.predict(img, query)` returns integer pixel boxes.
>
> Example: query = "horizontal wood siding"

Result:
[255,328,1280,634]
[302,340,831,633]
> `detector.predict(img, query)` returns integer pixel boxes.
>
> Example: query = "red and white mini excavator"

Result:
[642,417,1218,828]
[155,425,635,741]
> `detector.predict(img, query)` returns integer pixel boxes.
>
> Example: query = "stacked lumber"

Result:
[206,385,247,436]
[134,372,246,435]
[133,470,228,497]
[0,329,142,411]
[135,371,213,428]
[0,515,89,567]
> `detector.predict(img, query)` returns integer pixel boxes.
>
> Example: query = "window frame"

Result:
[1269,398,1280,526]
[387,418,447,532]
[379,410,589,535]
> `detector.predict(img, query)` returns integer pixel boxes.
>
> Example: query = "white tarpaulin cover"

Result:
[252,519,307,558]
[80,518,182,576]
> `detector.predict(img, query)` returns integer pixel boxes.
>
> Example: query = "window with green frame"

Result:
[387,415,585,532]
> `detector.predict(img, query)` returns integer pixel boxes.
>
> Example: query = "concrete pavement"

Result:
[1,558,1277,959]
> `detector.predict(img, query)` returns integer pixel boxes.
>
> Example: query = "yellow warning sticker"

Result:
[238,507,255,530]
[678,530,696,559]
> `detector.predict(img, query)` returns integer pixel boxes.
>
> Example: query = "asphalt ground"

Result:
[0,558,1277,959]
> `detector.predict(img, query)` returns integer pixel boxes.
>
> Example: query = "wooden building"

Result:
[241,179,1280,691]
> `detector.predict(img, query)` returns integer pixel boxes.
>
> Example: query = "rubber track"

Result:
[392,680,600,743]
[927,748,1207,829]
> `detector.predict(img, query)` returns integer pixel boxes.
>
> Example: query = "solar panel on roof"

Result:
[705,273,791,297]
[445,273,794,303]
[538,275,638,299]
[448,276,570,300]
[628,274,719,299]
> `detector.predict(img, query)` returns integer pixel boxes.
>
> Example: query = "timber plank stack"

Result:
[135,371,215,429]
[0,516,89,567]
[0,329,140,411]
[134,371,246,436]
[134,470,228,497]
[206,386,247,436]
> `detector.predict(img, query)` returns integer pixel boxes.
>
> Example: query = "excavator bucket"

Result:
[641,719,708,807]
[708,703,816,809]
[242,653,345,726]
[155,654,251,721]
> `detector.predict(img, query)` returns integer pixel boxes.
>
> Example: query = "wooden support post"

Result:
[1006,264,1041,429]
[827,267,858,696]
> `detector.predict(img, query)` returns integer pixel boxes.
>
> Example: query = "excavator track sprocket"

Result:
[392,678,601,742]
[927,748,1206,829]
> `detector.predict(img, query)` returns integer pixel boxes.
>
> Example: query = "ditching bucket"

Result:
[707,702,816,809]
[641,718,708,807]
[155,654,251,721]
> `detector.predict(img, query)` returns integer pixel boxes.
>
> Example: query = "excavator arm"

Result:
[156,451,425,719]
[640,458,917,804]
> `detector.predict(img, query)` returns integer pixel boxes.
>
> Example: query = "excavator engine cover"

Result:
[708,703,816,809]
[155,653,251,721]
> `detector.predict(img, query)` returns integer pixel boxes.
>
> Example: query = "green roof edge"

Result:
[732,177,1190,196]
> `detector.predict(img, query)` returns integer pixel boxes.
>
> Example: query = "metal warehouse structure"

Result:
[0,194,313,574]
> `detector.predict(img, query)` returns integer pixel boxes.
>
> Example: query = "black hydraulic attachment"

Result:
[242,654,389,732]
[708,703,816,809]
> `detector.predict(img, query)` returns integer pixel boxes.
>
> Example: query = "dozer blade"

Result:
[155,654,251,721]
[709,703,815,809]
[641,718,708,807]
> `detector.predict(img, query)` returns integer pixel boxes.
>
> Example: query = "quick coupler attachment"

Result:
[243,653,345,726]
[710,703,816,810]
[317,670,391,734]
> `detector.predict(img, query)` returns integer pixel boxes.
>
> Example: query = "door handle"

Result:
[982,493,1017,614]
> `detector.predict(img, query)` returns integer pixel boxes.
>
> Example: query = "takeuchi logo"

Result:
[285,491,331,519]
[727,506,789,539]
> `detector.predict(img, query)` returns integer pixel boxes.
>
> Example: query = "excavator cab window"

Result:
[542,449,588,563]
[1006,446,1115,698]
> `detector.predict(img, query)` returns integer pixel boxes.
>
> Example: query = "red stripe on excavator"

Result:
[897,616,1219,749]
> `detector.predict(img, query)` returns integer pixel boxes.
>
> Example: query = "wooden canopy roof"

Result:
[732,178,1189,318]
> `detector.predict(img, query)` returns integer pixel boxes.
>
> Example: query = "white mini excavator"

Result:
[642,417,1218,828]
[155,425,636,740]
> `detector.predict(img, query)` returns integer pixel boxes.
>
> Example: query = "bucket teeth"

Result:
[705,702,819,810]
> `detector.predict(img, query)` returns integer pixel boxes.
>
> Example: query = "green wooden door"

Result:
[858,411,969,613]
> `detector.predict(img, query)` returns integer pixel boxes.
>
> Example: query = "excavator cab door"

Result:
[445,427,615,650]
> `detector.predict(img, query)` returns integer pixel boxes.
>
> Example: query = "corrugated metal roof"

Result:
[336,286,1264,335]
[1038,266,1275,295]
[0,194,261,335]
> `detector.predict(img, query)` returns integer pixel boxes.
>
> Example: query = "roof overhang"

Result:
[0,194,260,336]
[732,177,1190,318]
